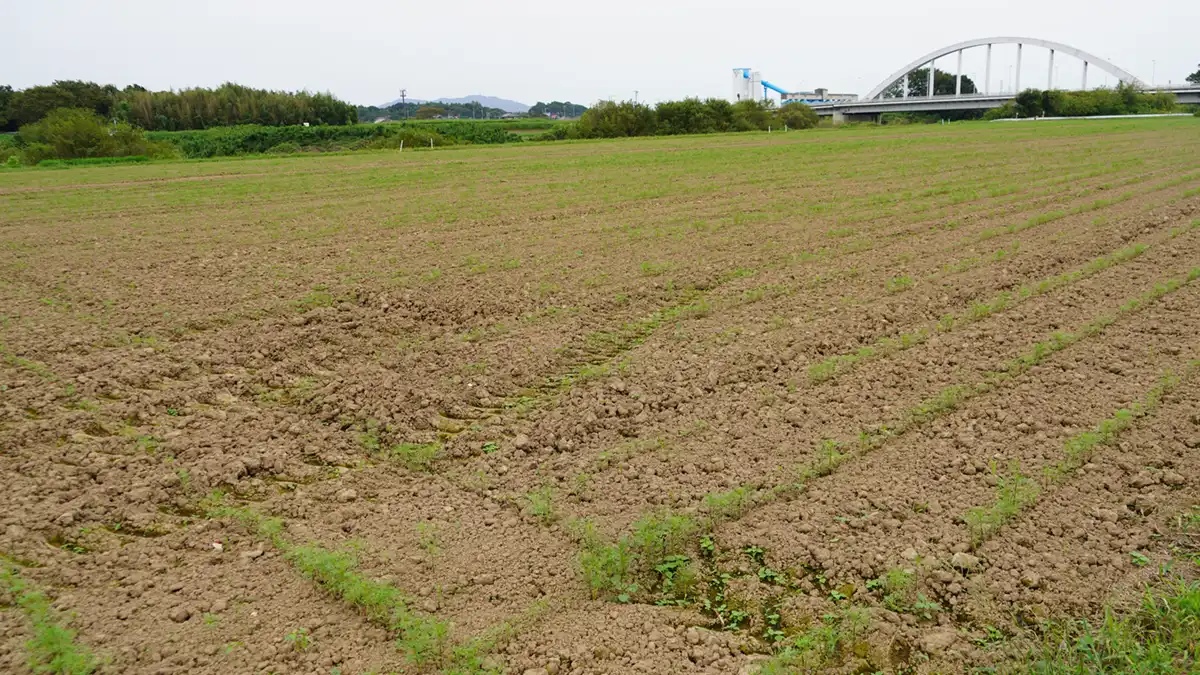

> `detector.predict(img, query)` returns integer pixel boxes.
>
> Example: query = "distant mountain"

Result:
[374,94,529,114]
[376,97,427,108]
[435,95,529,113]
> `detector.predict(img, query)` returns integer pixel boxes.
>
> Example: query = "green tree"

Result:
[5,81,116,127]
[1014,89,1045,117]
[529,101,587,117]
[883,69,978,98]
[414,105,445,119]
[654,98,715,135]
[577,100,657,138]
[731,99,774,131]
[1187,64,1200,85]
[774,103,819,129]
[0,85,13,131]
[702,98,735,131]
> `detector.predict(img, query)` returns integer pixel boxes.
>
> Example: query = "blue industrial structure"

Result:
[732,68,857,105]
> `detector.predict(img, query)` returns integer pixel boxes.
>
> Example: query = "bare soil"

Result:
[1,120,1199,674]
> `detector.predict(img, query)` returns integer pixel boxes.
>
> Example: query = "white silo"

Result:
[732,68,753,101]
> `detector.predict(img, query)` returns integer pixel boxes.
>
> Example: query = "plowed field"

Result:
[2,118,1199,675]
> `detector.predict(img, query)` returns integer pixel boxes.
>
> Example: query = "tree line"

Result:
[986,84,1179,119]
[529,101,588,117]
[357,101,509,121]
[0,80,357,132]
[538,97,819,140]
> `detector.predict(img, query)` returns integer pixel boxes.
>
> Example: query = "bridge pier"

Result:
[984,43,993,94]
[832,111,881,125]
[955,49,963,96]
[1016,43,1023,91]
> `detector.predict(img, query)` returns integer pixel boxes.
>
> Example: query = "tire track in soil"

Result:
[450,204,1200,529]
[258,171,1198,466]
[714,280,1200,597]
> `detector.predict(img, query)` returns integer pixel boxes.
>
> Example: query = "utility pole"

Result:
[400,89,407,120]
[634,90,639,104]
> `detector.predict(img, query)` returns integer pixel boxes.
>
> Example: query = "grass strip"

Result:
[966,362,1197,547]
[205,495,497,674]
[777,266,1199,511]
[1025,570,1200,672]
[579,268,1199,605]
[0,560,98,675]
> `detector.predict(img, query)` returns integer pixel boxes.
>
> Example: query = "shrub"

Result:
[775,103,819,129]
[267,141,302,154]
[983,102,1017,120]
[14,107,156,163]
[655,98,716,135]
[577,100,657,138]
[731,99,774,131]
[1014,89,1044,117]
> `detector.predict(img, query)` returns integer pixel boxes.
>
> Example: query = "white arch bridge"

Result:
[807,36,1199,122]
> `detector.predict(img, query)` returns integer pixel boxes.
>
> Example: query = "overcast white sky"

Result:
[7,0,1197,106]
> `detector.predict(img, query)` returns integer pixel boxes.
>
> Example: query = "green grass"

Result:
[523,486,557,524]
[885,274,915,293]
[382,441,441,472]
[204,495,495,672]
[1053,366,1191,477]
[0,561,99,674]
[758,607,871,673]
[1026,575,1200,673]
[575,509,699,601]
[964,463,1042,546]
[700,486,756,523]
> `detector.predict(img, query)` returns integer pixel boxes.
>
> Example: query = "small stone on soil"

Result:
[951,552,981,571]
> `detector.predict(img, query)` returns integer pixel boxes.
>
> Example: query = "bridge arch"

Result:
[864,37,1144,100]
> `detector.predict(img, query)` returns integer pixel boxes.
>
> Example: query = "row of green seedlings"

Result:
[504,272,788,416]
[0,559,99,675]
[900,157,1157,244]
[812,212,1199,385]
[699,265,1200,555]
[671,167,1151,346]
[808,240,1154,383]
[971,165,1200,245]
[202,493,502,674]
[801,264,1200,482]
[964,362,1197,548]
[547,266,1200,614]
[796,159,1141,290]
[907,163,1192,283]
[561,152,1142,357]
[486,160,1184,416]
[885,179,1139,295]
[837,148,1153,244]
